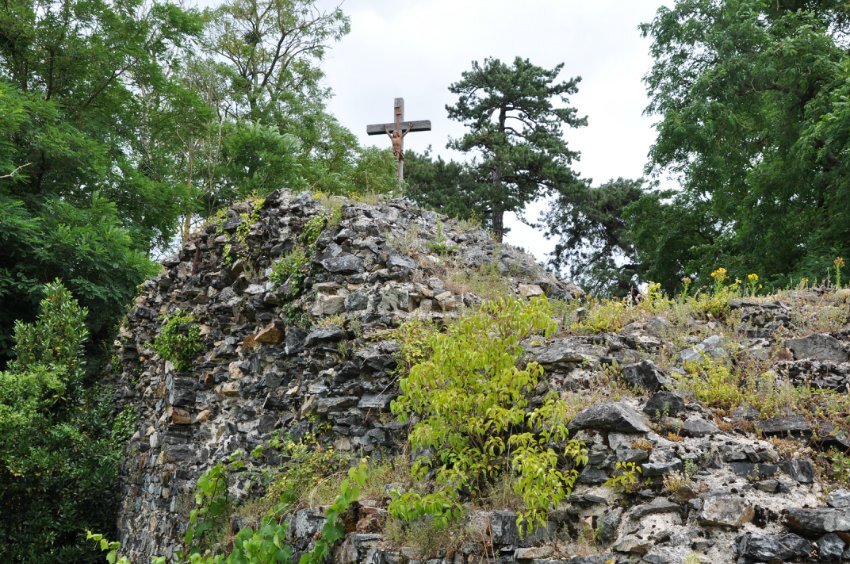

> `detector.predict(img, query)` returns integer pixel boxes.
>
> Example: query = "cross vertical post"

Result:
[367,97,431,186]
[394,98,404,183]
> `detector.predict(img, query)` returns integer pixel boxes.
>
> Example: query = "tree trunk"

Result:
[491,206,504,242]
[491,166,504,242]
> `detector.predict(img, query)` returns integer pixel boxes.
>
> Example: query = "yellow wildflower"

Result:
[710,267,727,283]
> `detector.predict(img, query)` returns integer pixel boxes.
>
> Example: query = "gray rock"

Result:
[289,508,325,541]
[357,394,393,410]
[785,333,849,362]
[620,360,670,393]
[569,402,651,434]
[699,495,754,527]
[736,532,815,561]
[779,459,815,483]
[678,334,730,363]
[826,489,850,509]
[643,391,685,417]
[613,534,652,556]
[754,414,811,436]
[489,510,554,547]
[728,462,778,479]
[304,327,345,346]
[785,507,850,535]
[531,338,605,369]
[597,507,623,544]
[320,254,364,274]
[817,533,846,562]
[641,460,683,477]
[629,498,681,520]
[387,254,417,269]
[682,416,719,437]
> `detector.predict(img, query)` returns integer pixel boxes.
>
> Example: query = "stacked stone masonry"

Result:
[115,190,850,563]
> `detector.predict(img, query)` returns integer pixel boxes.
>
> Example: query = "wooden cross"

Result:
[367,97,431,184]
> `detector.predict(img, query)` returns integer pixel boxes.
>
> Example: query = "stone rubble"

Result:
[114,190,850,563]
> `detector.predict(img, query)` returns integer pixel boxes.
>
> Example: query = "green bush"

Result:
[269,247,310,298]
[300,215,327,247]
[0,281,133,561]
[674,356,742,410]
[390,297,588,533]
[152,310,204,372]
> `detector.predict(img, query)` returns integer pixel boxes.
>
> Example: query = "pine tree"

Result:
[446,57,586,241]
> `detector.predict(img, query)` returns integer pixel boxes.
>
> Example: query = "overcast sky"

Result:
[315,0,669,262]
[197,0,671,261]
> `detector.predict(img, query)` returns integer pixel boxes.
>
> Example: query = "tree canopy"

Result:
[634,0,850,290]
[0,0,204,362]
[446,57,586,241]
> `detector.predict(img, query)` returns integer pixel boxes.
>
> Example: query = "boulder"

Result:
[785,507,850,536]
[736,532,815,561]
[826,489,850,509]
[620,360,670,392]
[785,333,849,363]
[755,415,811,436]
[569,402,651,434]
[644,391,685,417]
[699,495,754,528]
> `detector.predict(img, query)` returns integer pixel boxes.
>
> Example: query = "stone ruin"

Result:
[114,190,850,562]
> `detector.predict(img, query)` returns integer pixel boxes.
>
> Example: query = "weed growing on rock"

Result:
[299,214,327,247]
[152,310,203,372]
[674,355,742,411]
[390,297,587,533]
[270,247,309,298]
[426,219,457,255]
[828,449,850,486]
[445,260,511,301]
[217,197,264,267]
[604,461,642,494]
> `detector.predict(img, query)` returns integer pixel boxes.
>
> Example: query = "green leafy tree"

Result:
[0,281,133,561]
[638,0,850,289]
[446,57,587,241]
[195,0,356,207]
[390,298,587,532]
[543,178,644,296]
[0,0,203,361]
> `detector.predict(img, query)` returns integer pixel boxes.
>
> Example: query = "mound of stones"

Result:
[113,190,578,560]
[114,190,850,562]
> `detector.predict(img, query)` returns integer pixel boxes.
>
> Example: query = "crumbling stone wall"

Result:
[114,190,577,560]
[114,190,850,563]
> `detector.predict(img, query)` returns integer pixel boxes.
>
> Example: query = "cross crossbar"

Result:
[366,97,430,183]
[366,120,431,135]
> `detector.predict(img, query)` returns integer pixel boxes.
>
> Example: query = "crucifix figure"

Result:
[367,97,431,183]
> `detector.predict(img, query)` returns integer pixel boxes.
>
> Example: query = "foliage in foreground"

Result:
[390,297,588,533]
[0,281,133,561]
[91,461,368,564]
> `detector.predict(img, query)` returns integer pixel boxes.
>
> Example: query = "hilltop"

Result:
[113,190,850,563]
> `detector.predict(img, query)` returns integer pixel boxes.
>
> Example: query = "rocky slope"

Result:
[114,190,850,563]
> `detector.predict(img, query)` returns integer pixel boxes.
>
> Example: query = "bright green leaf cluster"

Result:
[269,247,310,299]
[152,310,204,372]
[390,297,587,533]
